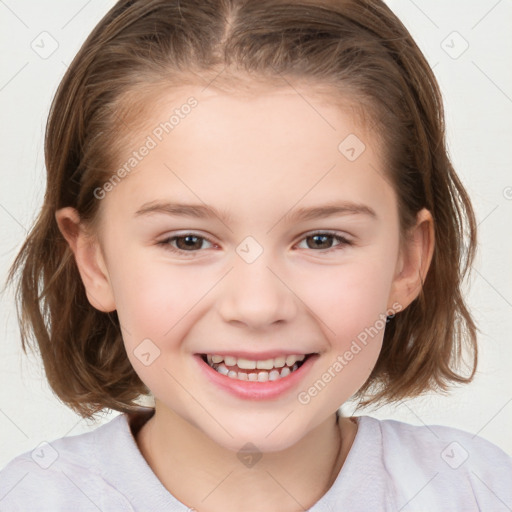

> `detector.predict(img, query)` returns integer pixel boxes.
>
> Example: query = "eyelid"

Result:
[158,231,217,254]
[297,229,352,241]
[157,229,353,257]
[294,230,353,251]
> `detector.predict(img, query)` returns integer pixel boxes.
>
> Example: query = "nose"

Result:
[216,250,298,330]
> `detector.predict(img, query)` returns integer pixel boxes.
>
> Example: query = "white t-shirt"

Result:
[1,407,511,511]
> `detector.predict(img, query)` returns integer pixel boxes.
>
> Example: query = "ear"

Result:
[387,208,435,311]
[55,207,116,312]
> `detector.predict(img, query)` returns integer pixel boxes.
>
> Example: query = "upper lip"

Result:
[197,351,316,360]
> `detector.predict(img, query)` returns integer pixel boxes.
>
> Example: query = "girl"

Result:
[1,0,511,510]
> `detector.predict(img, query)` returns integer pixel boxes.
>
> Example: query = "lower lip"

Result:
[194,354,318,401]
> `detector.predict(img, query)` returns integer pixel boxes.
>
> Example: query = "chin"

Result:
[198,415,313,454]
[217,431,303,454]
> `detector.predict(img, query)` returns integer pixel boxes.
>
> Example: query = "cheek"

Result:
[106,252,181,344]
[291,252,394,396]
[108,251,218,350]
[294,255,394,336]
[109,260,197,393]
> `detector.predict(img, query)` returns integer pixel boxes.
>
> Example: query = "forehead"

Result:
[99,83,394,229]
[119,77,377,151]
[122,82,380,170]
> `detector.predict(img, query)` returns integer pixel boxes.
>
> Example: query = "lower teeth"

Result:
[210,362,300,381]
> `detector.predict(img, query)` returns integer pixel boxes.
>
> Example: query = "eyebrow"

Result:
[283,202,377,222]
[134,200,377,223]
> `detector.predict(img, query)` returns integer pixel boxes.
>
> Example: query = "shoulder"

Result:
[0,413,133,511]
[359,415,512,511]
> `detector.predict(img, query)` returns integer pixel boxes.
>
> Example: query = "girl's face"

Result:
[86,84,419,452]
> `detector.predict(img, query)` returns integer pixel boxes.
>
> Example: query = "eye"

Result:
[157,230,352,257]
[295,231,353,252]
[158,232,215,255]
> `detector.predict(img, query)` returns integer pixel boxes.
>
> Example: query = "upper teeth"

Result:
[207,354,306,370]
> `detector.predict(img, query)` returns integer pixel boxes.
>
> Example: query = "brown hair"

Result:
[5,0,478,419]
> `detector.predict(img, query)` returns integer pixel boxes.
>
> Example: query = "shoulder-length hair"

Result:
[6,0,477,418]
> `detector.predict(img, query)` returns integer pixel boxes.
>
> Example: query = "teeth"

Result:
[258,371,269,382]
[269,369,280,381]
[256,359,274,370]
[237,358,256,370]
[273,356,286,368]
[224,355,237,366]
[207,355,305,382]
[205,353,306,371]
[286,355,301,366]
[217,364,229,376]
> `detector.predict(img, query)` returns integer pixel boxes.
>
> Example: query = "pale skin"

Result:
[56,83,434,512]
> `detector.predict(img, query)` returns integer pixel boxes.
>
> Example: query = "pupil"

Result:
[178,235,201,250]
[310,234,330,249]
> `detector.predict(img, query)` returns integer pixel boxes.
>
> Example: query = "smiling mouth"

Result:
[200,353,313,382]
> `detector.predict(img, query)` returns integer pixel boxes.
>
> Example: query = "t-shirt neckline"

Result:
[101,407,378,510]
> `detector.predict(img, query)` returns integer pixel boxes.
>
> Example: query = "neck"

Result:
[135,405,356,512]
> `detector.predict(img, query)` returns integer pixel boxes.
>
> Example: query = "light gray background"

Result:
[1,0,511,468]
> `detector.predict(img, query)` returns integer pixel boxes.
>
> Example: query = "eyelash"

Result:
[157,231,353,256]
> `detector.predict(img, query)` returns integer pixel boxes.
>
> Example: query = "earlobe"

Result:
[55,207,116,312]
[388,208,435,311]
